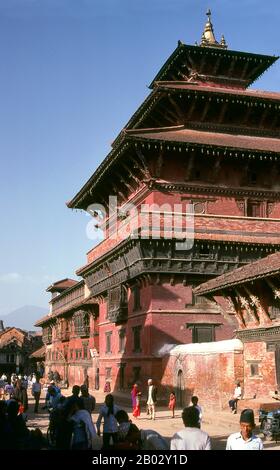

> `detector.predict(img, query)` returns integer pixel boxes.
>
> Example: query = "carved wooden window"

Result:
[105,331,112,354]
[188,324,216,343]
[132,326,142,352]
[119,363,126,390]
[268,302,280,320]
[118,328,126,353]
[132,286,141,311]
[83,342,89,360]
[132,366,141,383]
[6,354,15,363]
[247,169,257,185]
[105,367,112,380]
[249,362,260,377]
[193,202,205,214]
[247,201,261,217]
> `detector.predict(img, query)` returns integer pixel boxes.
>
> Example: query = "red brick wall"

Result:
[243,342,277,398]
[161,342,244,410]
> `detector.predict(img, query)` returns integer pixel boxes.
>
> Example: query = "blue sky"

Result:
[0,0,279,316]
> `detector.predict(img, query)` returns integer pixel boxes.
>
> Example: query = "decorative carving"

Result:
[236,325,280,343]
[155,152,164,178]
[72,310,90,337]
[227,295,246,328]
[236,289,259,326]
[244,286,272,325]
[236,199,245,214]
[108,285,128,324]
[266,278,280,299]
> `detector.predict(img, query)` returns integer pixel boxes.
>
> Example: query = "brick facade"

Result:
[36,16,280,403]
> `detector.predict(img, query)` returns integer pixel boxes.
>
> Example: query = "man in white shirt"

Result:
[226,408,263,450]
[146,379,157,420]
[229,382,242,414]
[31,376,42,413]
[170,406,211,450]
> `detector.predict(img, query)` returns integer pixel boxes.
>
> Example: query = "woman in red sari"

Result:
[132,391,141,418]
[131,384,138,414]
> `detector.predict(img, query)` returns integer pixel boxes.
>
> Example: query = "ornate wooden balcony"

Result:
[42,333,52,344]
[108,305,128,324]
[52,281,84,315]
[75,325,90,337]
[57,330,70,341]
[108,286,128,324]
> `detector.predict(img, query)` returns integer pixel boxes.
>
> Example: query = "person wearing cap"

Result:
[226,408,263,450]
[146,379,157,420]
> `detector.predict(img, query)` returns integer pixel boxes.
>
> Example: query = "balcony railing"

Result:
[52,282,85,314]
[57,330,70,342]
[75,325,90,337]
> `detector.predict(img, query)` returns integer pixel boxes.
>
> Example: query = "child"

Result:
[132,391,141,418]
[168,391,176,418]
[103,381,111,393]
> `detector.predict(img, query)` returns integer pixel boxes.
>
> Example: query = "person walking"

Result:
[31,377,41,413]
[226,408,263,450]
[96,394,120,449]
[146,379,157,420]
[170,406,211,450]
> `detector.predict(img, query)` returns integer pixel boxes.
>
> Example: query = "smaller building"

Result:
[194,251,280,400]
[161,339,243,409]
[0,321,43,374]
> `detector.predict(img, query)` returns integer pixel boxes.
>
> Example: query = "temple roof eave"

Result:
[67,127,280,210]
[148,43,278,89]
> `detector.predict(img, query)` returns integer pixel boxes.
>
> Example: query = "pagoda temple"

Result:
[36,11,280,398]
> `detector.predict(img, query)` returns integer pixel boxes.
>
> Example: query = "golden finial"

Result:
[197,9,228,49]
[220,34,228,49]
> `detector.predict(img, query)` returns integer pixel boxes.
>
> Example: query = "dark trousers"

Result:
[229,398,238,411]
[33,392,41,413]
[102,432,118,449]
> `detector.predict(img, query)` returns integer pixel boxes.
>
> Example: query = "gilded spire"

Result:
[198,9,228,49]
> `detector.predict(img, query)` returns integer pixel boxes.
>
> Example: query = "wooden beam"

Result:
[184,153,195,181]
[201,101,211,122]
[135,148,151,178]
[241,61,250,79]
[218,102,228,124]
[121,162,141,185]
[168,96,185,122]
[212,56,222,75]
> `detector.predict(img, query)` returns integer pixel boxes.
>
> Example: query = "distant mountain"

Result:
[0,305,48,331]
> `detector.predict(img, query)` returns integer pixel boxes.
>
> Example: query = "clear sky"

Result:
[0,0,279,316]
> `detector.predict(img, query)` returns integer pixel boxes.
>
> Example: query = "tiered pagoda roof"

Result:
[67,11,279,211]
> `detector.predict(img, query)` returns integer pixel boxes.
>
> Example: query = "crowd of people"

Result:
[0,373,266,450]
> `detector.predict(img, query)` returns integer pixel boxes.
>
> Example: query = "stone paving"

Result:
[25,388,280,450]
